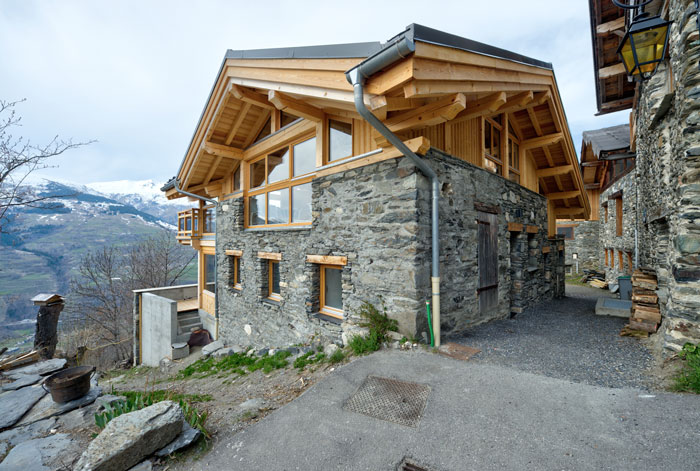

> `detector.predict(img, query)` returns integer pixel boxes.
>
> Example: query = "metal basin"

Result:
[42,365,95,403]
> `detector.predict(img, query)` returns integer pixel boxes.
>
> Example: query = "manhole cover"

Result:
[344,375,430,427]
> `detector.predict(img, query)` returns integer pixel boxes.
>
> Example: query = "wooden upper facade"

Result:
[579,124,633,220]
[166,24,590,233]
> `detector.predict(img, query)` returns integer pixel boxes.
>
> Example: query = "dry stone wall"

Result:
[634,0,700,351]
[600,170,637,283]
[558,219,601,274]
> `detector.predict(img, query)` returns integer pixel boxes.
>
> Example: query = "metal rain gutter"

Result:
[345,36,442,347]
[172,179,220,334]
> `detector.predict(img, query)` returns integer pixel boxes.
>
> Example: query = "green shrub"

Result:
[293,351,325,370]
[328,349,346,364]
[348,329,382,355]
[672,343,700,394]
[248,350,292,373]
[356,300,398,341]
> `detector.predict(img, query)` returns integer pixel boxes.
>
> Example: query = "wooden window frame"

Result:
[232,256,242,290]
[267,259,281,301]
[610,249,615,269]
[557,224,575,241]
[319,264,344,319]
[483,116,504,176]
[615,197,623,237]
[201,249,216,297]
[245,132,316,228]
[326,117,353,164]
[626,252,634,272]
[604,249,609,267]
[618,250,624,271]
[507,133,520,183]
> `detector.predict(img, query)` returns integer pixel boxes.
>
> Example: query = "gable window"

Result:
[320,265,343,318]
[508,136,520,184]
[483,117,503,175]
[247,135,316,227]
[268,260,281,300]
[328,119,352,162]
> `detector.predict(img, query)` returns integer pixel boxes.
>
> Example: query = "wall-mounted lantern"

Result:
[613,0,671,81]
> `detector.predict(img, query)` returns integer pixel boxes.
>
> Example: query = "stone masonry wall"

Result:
[558,219,601,274]
[214,149,565,348]
[634,0,700,352]
[600,170,637,283]
[414,149,565,333]
[215,158,424,349]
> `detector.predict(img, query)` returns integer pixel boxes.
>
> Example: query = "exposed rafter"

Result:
[536,164,572,178]
[451,92,507,124]
[547,191,581,200]
[203,142,243,159]
[384,93,467,133]
[495,91,534,114]
[230,84,275,110]
[225,102,251,145]
[521,132,564,150]
[267,90,325,122]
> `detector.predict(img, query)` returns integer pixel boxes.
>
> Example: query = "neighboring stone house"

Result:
[134,24,589,365]
[557,124,635,279]
[588,0,700,351]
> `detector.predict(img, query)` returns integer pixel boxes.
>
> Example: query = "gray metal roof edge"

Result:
[225,42,383,60]
[407,23,553,70]
[582,123,631,157]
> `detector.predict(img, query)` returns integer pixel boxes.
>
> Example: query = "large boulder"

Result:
[74,401,184,471]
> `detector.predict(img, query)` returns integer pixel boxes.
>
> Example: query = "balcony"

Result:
[177,208,200,244]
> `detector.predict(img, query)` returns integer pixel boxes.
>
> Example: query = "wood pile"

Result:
[629,268,660,333]
[0,350,40,371]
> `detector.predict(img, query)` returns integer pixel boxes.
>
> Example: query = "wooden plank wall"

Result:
[444,119,481,166]
[353,119,379,156]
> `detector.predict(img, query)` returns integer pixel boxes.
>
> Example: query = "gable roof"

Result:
[582,124,630,158]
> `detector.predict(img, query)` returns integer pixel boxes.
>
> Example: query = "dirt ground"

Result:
[101,346,347,469]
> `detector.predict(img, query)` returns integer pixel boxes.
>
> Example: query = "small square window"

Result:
[268,260,281,300]
[320,265,343,318]
[230,256,242,290]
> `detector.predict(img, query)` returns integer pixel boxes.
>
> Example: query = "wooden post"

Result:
[31,293,64,360]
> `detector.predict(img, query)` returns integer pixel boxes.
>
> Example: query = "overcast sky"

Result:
[0,0,628,185]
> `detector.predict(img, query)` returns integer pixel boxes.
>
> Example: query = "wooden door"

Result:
[477,211,499,314]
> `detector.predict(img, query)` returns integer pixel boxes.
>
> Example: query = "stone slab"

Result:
[0,433,76,471]
[201,340,223,356]
[17,385,101,426]
[0,384,47,429]
[595,298,633,318]
[128,461,153,471]
[154,422,201,457]
[0,373,42,391]
[8,358,66,376]
[0,417,56,447]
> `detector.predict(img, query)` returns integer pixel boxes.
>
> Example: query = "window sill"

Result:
[245,226,312,233]
[313,312,343,325]
[262,297,282,306]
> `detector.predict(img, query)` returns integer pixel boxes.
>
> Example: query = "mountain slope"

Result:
[0,178,191,324]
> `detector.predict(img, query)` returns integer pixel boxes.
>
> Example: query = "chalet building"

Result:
[588,0,700,351]
[556,124,635,278]
[134,24,589,365]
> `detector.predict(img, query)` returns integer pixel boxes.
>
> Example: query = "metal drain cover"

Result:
[344,375,430,427]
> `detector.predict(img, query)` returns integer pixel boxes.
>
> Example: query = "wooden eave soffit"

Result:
[521,132,564,150]
[268,90,324,122]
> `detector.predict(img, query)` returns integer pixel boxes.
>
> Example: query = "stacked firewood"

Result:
[629,268,660,333]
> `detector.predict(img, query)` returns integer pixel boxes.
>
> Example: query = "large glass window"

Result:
[321,265,343,317]
[249,194,265,226]
[203,206,216,234]
[204,254,216,293]
[291,183,312,223]
[246,136,315,227]
[329,119,352,162]
[293,137,316,177]
[233,164,241,192]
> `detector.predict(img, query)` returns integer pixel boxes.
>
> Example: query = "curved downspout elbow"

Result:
[348,73,441,347]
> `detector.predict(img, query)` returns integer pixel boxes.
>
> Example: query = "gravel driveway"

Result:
[447,284,655,390]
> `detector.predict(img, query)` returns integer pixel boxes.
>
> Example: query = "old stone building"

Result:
[134,24,587,364]
[589,0,700,351]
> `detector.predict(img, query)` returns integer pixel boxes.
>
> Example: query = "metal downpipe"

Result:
[348,74,441,347]
[173,180,220,337]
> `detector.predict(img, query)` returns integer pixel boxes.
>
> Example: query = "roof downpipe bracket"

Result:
[345,35,441,346]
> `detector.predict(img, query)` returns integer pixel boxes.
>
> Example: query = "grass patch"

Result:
[672,343,700,394]
[565,275,588,286]
[293,351,326,370]
[117,390,212,403]
[176,350,291,380]
[328,349,346,364]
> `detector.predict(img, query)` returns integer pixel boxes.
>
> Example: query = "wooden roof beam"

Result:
[596,17,625,35]
[242,110,272,148]
[452,92,507,124]
[403,80,549,98]
[383,93,467,133]
[495,91,534,114]
[522,132,564,150]
[537,164,572,178]
[225,102,251,145]
[230,84,275,110]
[268,90,325,122]
[599,63,626,79]
[554,207,585,217]
[581,160,605,167]
[203,155,223,186]
[203,142,243,160]
[547,191,582,200]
